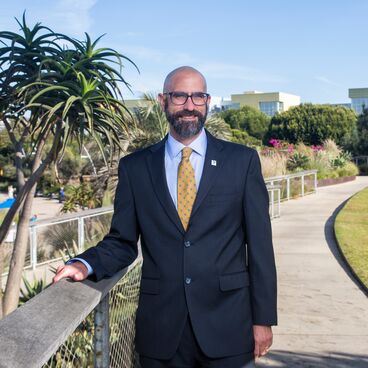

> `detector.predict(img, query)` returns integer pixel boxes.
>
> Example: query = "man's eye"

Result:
[172,92,187,98]
[192,93,205,98]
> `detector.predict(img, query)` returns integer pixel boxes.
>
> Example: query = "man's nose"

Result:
[183,96,195,111]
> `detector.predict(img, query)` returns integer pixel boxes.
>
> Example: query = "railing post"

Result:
[287,177,290,200]
[78,217,85,252]
[94,294,110,368]
[270,184,275,219]
[301,175,305,196]
[29,226,38,270]
[314,172,318,192]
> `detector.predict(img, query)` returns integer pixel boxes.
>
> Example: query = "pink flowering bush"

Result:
[259,138,359,179]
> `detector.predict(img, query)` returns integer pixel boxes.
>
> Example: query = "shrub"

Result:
[336,162,359,177]
[359,163,368,175]
[231,129,262,148]
[287,152,309,172]
[266,104,357,146]
[260,152,288,178]
[19,276,47,305]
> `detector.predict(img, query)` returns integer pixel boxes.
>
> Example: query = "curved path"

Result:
[259,177,368,368]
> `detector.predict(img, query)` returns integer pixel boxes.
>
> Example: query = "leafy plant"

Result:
[287,152,309,172]
[61,183,100,213]
[19,276,47,305]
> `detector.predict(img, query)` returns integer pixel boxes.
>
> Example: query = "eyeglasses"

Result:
[164,91,210,106]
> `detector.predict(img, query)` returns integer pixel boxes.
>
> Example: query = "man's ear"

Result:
[206,94,211,109]
[158,93,165,111]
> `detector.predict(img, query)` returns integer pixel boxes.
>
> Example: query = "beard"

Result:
[165,101,207,138]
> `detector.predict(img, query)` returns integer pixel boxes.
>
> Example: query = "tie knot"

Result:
[182,147,192,159]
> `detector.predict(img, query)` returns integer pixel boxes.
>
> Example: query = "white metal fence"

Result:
[1,171,317,275]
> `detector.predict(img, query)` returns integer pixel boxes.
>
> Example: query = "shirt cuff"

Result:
[66,258,94,276]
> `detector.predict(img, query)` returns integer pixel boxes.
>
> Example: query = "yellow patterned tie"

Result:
[177,147,197,230]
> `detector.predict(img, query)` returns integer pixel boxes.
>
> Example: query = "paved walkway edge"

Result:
[332,193,368,297]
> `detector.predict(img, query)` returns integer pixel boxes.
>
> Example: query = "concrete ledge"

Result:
[0,267,128,368]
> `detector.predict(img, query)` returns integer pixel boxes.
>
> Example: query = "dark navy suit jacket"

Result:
[77,130,277,359]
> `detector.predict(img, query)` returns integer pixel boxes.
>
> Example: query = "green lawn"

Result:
[335,187,368,288]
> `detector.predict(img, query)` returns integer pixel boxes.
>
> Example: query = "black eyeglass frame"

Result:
[163,91,210,106]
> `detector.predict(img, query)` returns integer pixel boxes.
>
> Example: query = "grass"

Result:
[334,187,368,288]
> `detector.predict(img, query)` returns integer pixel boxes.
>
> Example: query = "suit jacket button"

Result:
[185,277,192,285]
[184,241,191,248]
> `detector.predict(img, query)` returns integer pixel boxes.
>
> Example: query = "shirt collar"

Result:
[166,128,207,159]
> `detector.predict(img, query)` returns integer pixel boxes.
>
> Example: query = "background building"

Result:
[231,91,300,116]
[349,88,368,115]
[210,96,239,113]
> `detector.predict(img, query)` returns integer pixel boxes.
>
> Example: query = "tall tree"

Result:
[219,105,270,142]
[0,14,138,315]
[355,108,368,155]
[266,104,357,146]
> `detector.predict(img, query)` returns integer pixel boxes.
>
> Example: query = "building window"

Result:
[259,101,283,116]
[351,98,368,115]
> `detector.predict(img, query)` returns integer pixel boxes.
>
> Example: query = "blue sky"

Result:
[1,0,367,103]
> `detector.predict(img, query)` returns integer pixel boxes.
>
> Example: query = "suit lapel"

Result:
[190,130,224,218]
[146,137,185,234]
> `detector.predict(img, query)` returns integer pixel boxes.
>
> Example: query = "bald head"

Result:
[163,66,207,93]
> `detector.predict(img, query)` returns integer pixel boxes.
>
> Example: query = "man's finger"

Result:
[53,268,66,283]
[56,264,65,273]
[53,265,76,283]
[254,342,261,358]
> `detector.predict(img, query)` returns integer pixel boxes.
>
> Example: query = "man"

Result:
[54,66,277,367]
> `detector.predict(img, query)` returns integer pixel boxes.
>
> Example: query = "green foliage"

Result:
[266,104,357,146]
[287,152,309,171]
[220,106,270,141]
[61,183,100,212]
[331,151,352,169]
[231,129,262,147]
[335,162,359,177]
[263,139,359,180]
[124,93,169,151]
[19,276,47,305]
[359,163,368,175]
[205,114,232,141]
[354,109,368,155]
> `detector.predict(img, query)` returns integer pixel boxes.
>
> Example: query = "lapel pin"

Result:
[211,160,217,166]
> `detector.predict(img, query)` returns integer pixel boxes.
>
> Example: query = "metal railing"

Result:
[1,171,316,276]
[354,155,368,166]
[0,256,143,368]
[267,185,281,219]
[265,170,318,202]
[1,208,114,276]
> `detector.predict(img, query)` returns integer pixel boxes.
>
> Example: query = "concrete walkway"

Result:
[258,177,368,367]
[0,193,63,222]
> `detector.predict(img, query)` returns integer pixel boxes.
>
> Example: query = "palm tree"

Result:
[0,14,138,315]
[205,114,232,141]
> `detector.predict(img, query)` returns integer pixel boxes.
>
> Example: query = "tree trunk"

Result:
[0,247,4,319]
[0,122,61,246]
[0,122,63,316]
[15,142,26,191]
[2,186,36,315]
[54,161,61,184]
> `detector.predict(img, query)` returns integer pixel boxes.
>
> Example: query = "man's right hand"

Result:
[53,262,89,283]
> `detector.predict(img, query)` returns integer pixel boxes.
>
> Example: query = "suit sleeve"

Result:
[243,149,277,326]
[76,157,140,281]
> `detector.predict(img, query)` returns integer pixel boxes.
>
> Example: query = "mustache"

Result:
[173,109,204,119]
